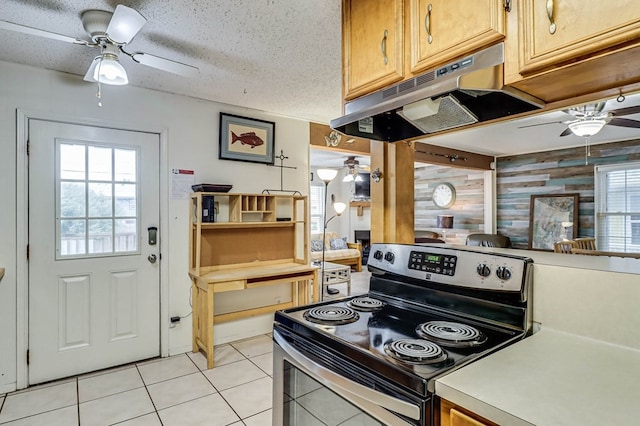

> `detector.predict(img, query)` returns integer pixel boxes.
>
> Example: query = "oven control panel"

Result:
[368,243,532,293]
[408,251,457,276]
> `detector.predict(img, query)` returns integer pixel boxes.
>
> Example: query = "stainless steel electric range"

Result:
[273,243,533,426]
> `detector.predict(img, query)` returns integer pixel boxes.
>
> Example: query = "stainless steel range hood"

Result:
[330,43,544,142]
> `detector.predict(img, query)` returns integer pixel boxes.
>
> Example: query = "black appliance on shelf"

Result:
[273,243,533,425]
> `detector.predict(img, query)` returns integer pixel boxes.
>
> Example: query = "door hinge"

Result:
[26,244,29,260]
[504,0,511,12]
[26,139,30,156]
[26,350,30,365]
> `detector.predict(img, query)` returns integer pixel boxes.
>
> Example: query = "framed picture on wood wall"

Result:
[528,193,579,251]
[219,112,275,164]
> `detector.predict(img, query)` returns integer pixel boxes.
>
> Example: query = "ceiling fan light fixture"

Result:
[568,119,606,137]
[94,53,128,85]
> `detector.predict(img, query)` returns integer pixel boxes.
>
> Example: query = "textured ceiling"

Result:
[3,1,640,158]
[0,0,343,124]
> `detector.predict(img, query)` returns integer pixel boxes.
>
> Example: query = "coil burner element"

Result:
[416,321,487,348]
[303,306,359,325]
[347,297,385,312]
[383,339,447,364]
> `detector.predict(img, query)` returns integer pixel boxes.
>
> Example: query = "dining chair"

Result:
[574,237,596,250]
[553,240,575,254]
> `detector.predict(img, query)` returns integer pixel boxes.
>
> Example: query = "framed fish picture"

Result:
[219,112,275,164]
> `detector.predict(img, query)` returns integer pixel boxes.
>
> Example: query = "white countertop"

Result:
[436,328,640,425]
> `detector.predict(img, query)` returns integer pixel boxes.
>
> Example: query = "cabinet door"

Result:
[519,0,640,75]
[410,0,504,74]
[343,0,404,100]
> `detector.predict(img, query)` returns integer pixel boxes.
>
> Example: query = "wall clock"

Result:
[432,182,456,208]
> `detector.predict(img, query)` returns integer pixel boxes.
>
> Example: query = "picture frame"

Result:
[219,112,275,164]
[528,193,579,251]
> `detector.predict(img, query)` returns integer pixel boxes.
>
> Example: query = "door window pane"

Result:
[59,144,85,180]
[115,183,137,216]
[115,149,137,182]
[59,220,85,256]
[60,182,86,217]
[88,146,112,181]
[88,183,113,217]
[88,219,113,254]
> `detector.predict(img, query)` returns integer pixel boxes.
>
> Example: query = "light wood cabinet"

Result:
[409,0,505,74]
[504,0,640,103]
[440,399,498,426]
[342,0,505,101]
[189,192,318,368]
[343,0,404,101]
[518,0,640,76]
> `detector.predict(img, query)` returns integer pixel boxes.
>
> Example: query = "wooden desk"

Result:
[190,262,318,369]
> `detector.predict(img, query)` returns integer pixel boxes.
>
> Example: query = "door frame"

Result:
[16,109,170,389]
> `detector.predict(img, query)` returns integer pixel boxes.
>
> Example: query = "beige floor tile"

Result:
[147,372,216,410]
[158,393,239,426]
[79,387,155,426]
[202,359,267,391]
[249,352,273,376]
[242,409,272,426]
[0,382,76,423]
[115,413,162,425]
[230,334,273,358]
[137,354,198,385]
[0,405,77,426]
[78,366,144,403]
[220,376,272,419]
[187,344,244,371]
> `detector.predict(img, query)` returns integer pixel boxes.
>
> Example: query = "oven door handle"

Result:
[274,331,421,422]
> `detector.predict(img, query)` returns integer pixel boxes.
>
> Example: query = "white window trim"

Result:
[594,160,640,252]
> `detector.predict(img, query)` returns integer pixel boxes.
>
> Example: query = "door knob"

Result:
[148,254,157,263]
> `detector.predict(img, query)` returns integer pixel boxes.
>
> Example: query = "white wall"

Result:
[0,60,311,391]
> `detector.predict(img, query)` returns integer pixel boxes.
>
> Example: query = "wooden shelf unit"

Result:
[189,192,317,368]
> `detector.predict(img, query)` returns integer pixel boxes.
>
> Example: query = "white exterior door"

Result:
[28,120,160,384]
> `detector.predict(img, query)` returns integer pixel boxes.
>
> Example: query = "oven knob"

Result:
[496,266,512,280]
[384,252,395,263]
[373,250,383,260]
[476,263,491,277]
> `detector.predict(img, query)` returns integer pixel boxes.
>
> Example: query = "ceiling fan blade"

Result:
[559,127,573,137]
[608,105,640,117]
[517,121,564,129]
[131,52,199,77]
[0,20,87,45]
[607,117,640,129]
[106,5,146,44]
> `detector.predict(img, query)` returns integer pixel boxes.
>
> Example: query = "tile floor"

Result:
[0,271,371,426]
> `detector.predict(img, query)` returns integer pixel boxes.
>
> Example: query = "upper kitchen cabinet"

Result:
[409,0,505,74]
[518,0,640,75]
[505,0,640,102]
[343,0,404,101]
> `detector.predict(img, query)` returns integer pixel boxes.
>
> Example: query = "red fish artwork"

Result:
[231,131,264,148]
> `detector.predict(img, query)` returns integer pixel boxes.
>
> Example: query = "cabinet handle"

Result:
[381,29,388,65]
[546,0,556,34]
[425,4,433,44]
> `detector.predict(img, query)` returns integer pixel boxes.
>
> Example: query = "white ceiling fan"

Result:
[518,100,640,137]
[0,4,199,86]
[342,156,370,182]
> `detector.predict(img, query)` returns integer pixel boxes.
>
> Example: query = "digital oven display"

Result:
[408,251,457,276]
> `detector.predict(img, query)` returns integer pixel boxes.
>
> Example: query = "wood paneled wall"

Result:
[415,164,486,245]
[496,139,640,249]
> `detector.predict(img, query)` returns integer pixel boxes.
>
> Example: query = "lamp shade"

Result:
[317,168,338,182]
[568,119,606,137]
[333,202,347,215]
[437,215,454,229]
[93,53,128,85]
